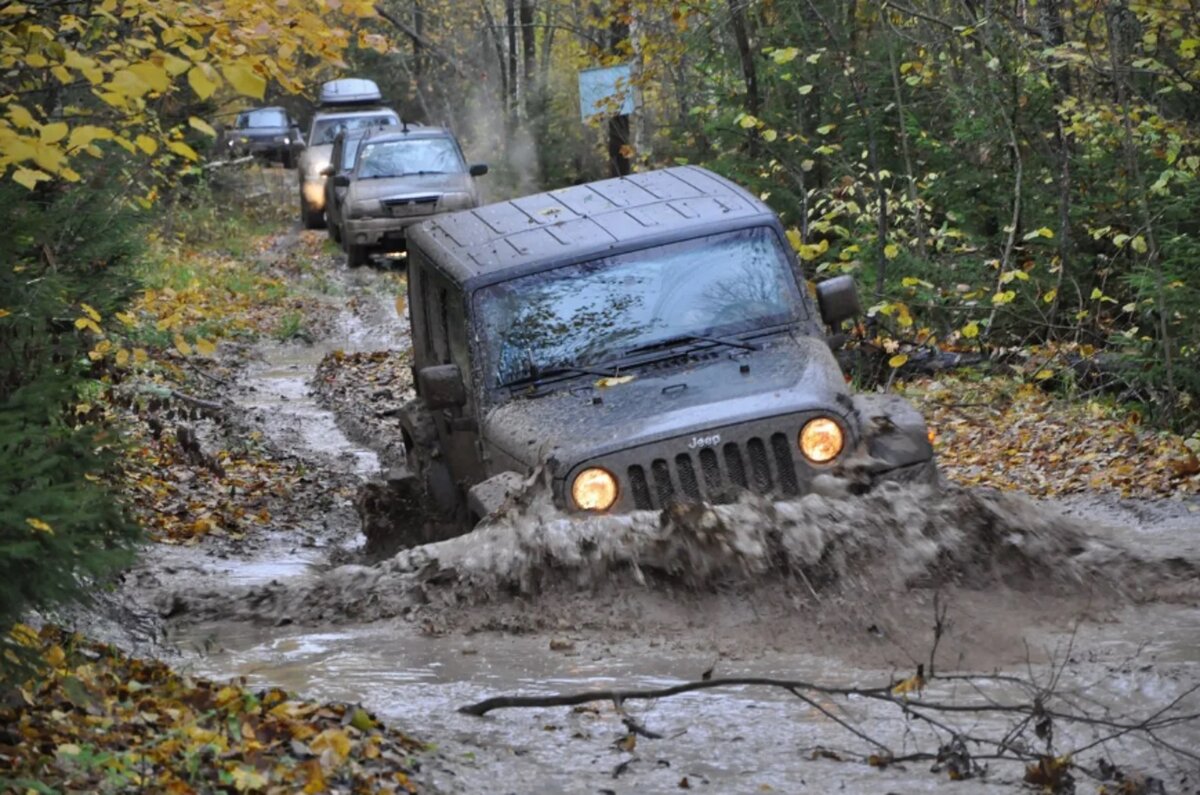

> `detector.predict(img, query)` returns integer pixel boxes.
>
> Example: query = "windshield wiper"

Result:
[499,364,619,390]
[623,332,760,357]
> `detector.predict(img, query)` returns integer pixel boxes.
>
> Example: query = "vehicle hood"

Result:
[347,173,475,203]
[482,335,852,475]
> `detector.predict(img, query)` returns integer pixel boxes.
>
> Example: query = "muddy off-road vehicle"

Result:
[394,166,935,528]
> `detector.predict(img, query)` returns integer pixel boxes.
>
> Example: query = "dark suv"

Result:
[222,107,304,167]
[398,166,935,525]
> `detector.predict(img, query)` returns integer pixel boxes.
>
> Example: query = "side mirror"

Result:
[319,165,335,177]
[333,174,350,188]
[418,364,466,409]
[816,275,861,328]
[469,163,489,177]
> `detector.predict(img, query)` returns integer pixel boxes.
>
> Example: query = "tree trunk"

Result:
[520,0,536,117]
[505,0,518,123]
[727,0,760,155]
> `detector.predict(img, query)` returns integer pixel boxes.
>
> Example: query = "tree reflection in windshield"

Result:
[476,227,803,387]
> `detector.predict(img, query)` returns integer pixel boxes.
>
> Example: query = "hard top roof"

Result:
[238,106,287,116]
[409,166,777,288]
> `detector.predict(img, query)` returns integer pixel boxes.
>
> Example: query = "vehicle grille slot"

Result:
[699,448,722,495]
[747,437,773,492]
[723,443,748,489]
[675,454,702,500]
[771,432,800,495]
[628,465,652,510]
[651,459,674,506]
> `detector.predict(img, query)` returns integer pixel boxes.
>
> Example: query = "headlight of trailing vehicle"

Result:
[799,417,844,463]
[571,467,618,511]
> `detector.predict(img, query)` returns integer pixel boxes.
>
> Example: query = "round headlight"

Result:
[571,467,618,512]
[799,417,844,463]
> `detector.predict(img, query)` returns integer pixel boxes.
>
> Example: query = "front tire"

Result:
[346,244,370,268]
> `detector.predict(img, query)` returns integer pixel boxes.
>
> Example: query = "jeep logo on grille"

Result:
[688,434,721,450]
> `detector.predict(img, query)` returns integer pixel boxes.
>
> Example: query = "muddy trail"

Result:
[105,228,1200,794]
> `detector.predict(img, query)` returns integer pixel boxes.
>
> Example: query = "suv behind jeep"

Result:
[398,166,935,527]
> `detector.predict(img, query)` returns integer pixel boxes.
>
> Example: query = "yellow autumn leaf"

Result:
[8,104,36,129]
[762,129,778,142]
[12,168,51,190]
[25,517,54,534]
[1131,235,1148,254]
[128,61,169,92]
[596,374,636,388]
[310,728,352,762]
[173,334,193,356]
[223,62,267,99]
[738,114,759,129]
[133,348,149,364]
[0,309,10,318]
[883,243,899,259]
[1035,369,1055,380]
[195,337,216,356]
[187,64,219,100]
[74,317,103,335]
[67,124,113,150]
[167,140,199,161]
[772,47,799,64]
[80,302,101,322]
[115,348,130,366]
[891,668,925,696]
[1043,288,1058,304]
[961,321,980,339]
[888,353,909,368]
[188,116,217,137]
[135,134,158,155]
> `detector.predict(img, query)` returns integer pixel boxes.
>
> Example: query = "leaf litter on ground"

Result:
[1,624,431,794]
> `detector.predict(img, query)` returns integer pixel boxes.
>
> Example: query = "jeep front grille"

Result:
[626,433,800,510]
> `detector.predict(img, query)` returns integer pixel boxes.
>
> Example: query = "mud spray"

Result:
[163,476,1197,630]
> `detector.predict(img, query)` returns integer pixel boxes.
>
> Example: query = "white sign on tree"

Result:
[578,64,636,121]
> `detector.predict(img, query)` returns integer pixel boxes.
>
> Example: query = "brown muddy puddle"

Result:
[172,597,1200,794]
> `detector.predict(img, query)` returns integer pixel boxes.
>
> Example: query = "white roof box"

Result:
[319,78,383,107]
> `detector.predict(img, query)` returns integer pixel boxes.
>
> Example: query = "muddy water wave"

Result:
[164,477,1198,627]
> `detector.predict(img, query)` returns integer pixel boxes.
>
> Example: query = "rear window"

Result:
[311,113,398,145]
[238,109,288,129]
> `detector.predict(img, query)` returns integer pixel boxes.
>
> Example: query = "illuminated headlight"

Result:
[571,467,618,512]
[799,417,844,463]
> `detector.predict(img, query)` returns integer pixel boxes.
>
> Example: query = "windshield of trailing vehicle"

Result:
[475,227,803,388]
[356,138,464,178]
[310,114,398,145]
[239,109,288,129]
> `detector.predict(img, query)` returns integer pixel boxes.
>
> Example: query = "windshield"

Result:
[310,113,397,145]
[239,109,287,129]
[475,227,803,388]
[356,138,465,178]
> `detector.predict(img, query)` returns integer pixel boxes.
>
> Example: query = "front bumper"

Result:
[343,215,430,248]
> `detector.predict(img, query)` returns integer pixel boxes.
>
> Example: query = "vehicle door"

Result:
[412,259,486,489]
[324,133,344,228]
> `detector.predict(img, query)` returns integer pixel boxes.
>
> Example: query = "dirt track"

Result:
[99,228,1200,794]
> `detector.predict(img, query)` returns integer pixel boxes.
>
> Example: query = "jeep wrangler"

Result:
[397,166,935,527]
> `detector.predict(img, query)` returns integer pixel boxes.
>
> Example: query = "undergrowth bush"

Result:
[0,182,142,665]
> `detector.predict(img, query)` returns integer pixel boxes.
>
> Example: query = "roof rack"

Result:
[319,78,383,107]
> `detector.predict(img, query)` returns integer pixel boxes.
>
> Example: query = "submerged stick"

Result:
[458,676,889,716]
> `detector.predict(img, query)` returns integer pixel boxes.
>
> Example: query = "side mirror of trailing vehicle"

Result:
[333,174,351,187]
[419,364,467,410]
[469,163,489,177]
[320,165,335,177]
[816,275,861,328]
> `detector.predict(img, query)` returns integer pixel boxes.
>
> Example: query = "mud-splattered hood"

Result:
[482,335,852,475]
